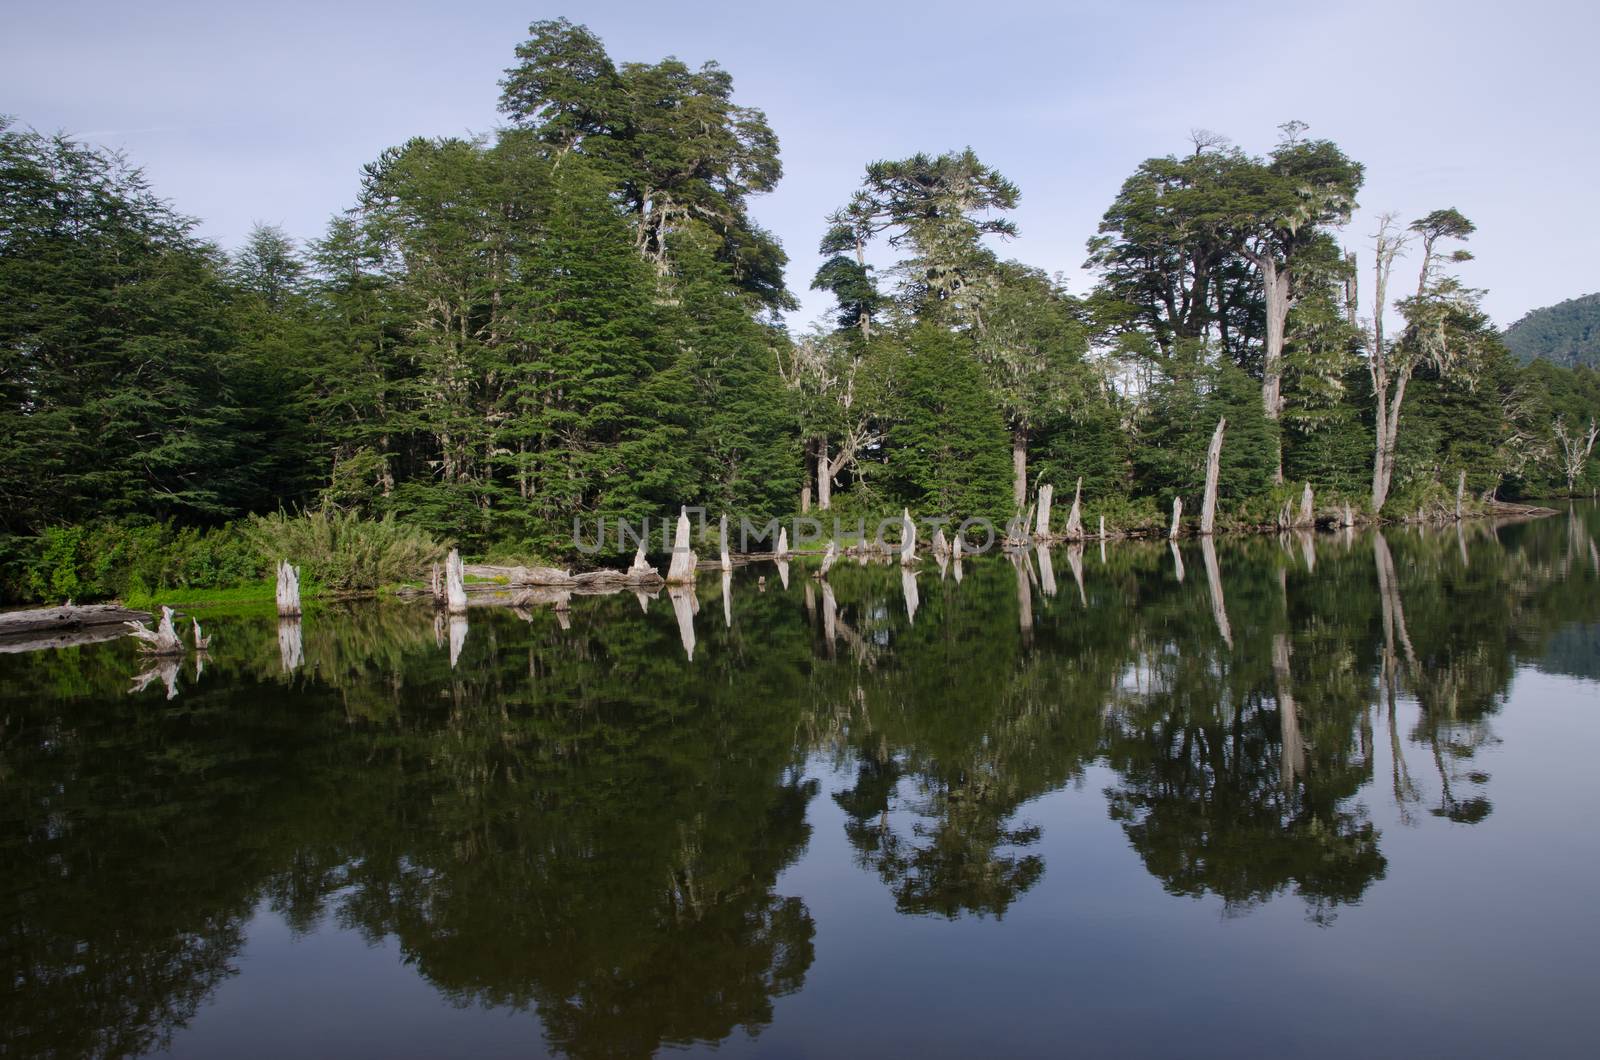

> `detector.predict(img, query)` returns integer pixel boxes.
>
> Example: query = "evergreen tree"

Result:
[883,327,1011,520]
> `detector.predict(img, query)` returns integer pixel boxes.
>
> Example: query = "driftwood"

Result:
[277,560,302,617]
[0,603,149,640]
[124,606,185,656]
[1064,478,1083,540]
[1200,417,1226,536]
[666,508,697,585]
[1035,483,1054,540]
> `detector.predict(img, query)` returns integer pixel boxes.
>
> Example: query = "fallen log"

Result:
[0,603,150,638]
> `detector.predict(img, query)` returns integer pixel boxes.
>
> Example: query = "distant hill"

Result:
[1503,293,1600,367]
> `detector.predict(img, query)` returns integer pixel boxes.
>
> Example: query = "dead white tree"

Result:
[276,560,302,617]
[719,514,732,572]
[1200,418,1226,535]
[1063,478,1084,540]
[1034,483,1054,540]
[1297,481,1314,528]
[666,508,697,584]
[125,605,184,655]
[815,540,838,579]
[1554,416,1599,495]
[900,508,917,566]
[445,549,468,615]
[1169,496,1183,540]
[776,527,789,560]
[629,541,656,579]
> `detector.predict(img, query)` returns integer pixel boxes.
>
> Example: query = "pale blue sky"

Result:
[5,0,1595,329]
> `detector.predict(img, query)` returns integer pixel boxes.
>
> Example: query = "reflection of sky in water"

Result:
[4,507,1600,1059]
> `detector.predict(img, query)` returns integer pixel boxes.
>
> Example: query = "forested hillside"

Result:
[4,18,1599,602]
[1504,292,1600,367]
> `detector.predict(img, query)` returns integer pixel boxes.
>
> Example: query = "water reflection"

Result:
[3,507,1600,1056]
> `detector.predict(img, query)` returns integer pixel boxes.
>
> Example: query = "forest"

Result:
[4,17,1599,602]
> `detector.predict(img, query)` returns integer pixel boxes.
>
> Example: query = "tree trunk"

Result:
[1011,427,1028,511]
[719,514,731,572]
[1261,258,1290,422]
[1456,470,1466,520]
[1297,481,1314,528]
[1170,497,1183,540]
[1343,250,1359,329]
[816,439,832,510]
[124,605,184,656]
[445,549,468,615]
[277,560,302,617]
[1035,483,1054,540]
[666,508,698,584]
[900,508,917,566]
[1064,478,1083,540]
[1200,417,1226,535]
[801,439,813,513]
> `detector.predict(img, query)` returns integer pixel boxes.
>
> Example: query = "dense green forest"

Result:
[4,18,1599,602]
[1504,292,1600,368]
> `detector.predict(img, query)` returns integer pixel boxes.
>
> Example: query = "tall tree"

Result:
[498,18,791,311]
[0,120,248,531]
[1235,124,1363,474]
[1366,208,1481,512]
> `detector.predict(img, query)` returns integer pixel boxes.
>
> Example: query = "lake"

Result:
[4,508,1598,1058]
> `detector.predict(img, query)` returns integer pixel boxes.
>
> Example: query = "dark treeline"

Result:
[4,19,1599,590]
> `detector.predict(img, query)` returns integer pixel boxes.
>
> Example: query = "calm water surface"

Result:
[4,509,1599,1058]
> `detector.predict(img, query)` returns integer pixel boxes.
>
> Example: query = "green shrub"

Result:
[241,508,448,591]
[0,521,265,605]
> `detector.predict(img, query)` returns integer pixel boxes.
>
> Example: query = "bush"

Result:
[0,521,264,605]
[241,508,447,591]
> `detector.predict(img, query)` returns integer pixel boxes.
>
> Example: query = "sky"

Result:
[5,0,1595,330]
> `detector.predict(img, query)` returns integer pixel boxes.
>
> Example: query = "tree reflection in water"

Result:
[3,507,1599,1055]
